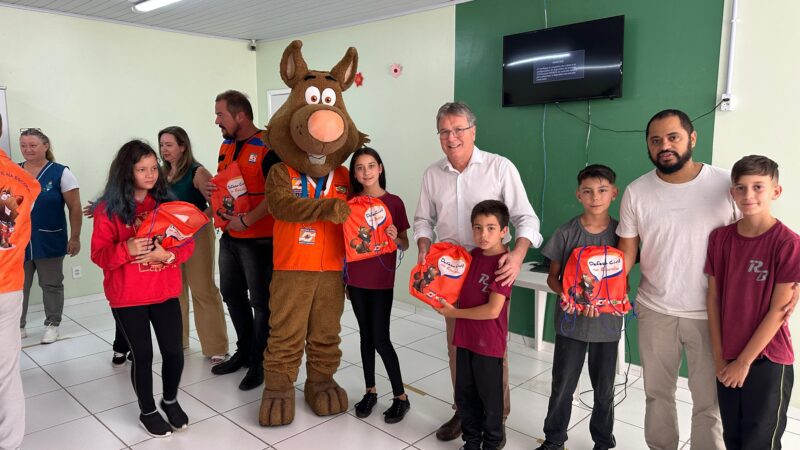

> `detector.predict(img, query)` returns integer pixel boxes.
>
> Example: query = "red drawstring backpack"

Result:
[562,245,630,315]
[343,195,397,262]
[409,242,472,309]
[135,201,210,249]
[210,162,249,229]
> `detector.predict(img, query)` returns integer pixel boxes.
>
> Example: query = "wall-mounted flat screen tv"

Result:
[502,15,624,107]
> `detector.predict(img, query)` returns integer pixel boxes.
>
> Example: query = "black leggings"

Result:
[112,298,183,414]
[347,286,404,396]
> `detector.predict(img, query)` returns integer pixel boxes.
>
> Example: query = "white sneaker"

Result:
[210,354,228,365]
[20,327,27,339]
[41,325,59,344]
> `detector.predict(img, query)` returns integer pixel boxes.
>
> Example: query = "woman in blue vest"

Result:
[18,128,82,344]
[159,126,228,364]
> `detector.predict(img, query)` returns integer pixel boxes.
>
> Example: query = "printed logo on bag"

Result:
[226,176,247,199]
[586,254,623,280]
[248,153,258,163]
[164,224,187,241]
[438,256,467,279]
[364,205,387,229]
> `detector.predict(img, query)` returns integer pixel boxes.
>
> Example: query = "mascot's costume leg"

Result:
[258,40,369,426]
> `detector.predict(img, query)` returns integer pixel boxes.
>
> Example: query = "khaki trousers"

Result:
[637,304,724,450]
[179,225,228,356]
[446,316,510,417]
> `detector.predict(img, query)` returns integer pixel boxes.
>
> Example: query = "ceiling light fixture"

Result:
[131,0,183,13]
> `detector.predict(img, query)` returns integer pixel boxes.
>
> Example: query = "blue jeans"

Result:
[219,234,273,367]
[543,334,618,448]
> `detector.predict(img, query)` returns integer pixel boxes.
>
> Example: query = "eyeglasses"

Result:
[20,128,42,134]
[437,126,473,139]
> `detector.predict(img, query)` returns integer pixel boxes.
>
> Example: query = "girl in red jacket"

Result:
[91,140,194,437]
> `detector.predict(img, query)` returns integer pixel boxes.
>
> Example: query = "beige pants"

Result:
[637,304,724,450]
[179,225,228,356]
[446,316,510,417]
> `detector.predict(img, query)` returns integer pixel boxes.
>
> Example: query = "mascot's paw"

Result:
[304,378,348,416]
[259,386,295,426]
[332,199,351,224]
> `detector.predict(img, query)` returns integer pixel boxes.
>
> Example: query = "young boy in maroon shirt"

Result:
[705,155,800,450]
[437,200,513,450]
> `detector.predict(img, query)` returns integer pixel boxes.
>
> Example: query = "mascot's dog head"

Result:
[266,40,368,178]
[0,187,23,223]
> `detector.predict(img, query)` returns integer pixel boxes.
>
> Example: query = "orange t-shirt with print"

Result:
[0,148,41,293]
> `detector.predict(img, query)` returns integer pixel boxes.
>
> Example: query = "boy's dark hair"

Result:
[215,90,254,120]
[646,109,694,138]
[577,164,616,185]
[471,200,509,229]
[731,155,780,183]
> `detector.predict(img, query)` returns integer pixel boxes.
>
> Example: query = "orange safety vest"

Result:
[0,148,40,293]
[217,134,274,238]
[273,165,350,271]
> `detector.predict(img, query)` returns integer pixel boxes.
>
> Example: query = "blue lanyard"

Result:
[300,173,327,199]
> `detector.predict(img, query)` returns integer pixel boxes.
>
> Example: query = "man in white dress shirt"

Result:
[414,102,543,445]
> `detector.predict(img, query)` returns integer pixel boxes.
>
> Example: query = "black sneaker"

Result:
[383,397,410,424]
[354,392,378,418]
[211,351,246,375]
[534,440,564,450]
[238,366,264,391]
[160,399,189,430]
[111,352,128,367]
[139,411,172,437]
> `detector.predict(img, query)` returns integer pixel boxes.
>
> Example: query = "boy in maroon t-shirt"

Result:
[437,200,513,450]
[705,155,800,450]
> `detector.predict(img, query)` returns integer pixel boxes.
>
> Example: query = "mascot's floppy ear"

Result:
[280,40,309,88]
[330,47,358,92]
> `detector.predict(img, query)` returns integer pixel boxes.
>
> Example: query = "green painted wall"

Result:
[455,0,725,366]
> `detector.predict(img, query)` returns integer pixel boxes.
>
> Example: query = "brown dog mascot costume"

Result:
[259,40,368,426]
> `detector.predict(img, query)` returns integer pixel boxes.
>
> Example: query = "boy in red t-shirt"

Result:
[705,155,800,449]
[437,200,513,450]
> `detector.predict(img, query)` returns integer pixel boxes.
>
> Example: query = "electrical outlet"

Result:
[71,265,82,279]
[720,95,735,111]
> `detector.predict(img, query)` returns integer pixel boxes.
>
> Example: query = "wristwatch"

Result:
[164,252,176,265]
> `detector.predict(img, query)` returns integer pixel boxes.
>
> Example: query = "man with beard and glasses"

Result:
[616,108,734,450]
[202,90,281,390]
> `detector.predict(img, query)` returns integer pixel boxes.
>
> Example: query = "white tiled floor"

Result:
[18,295,800,450]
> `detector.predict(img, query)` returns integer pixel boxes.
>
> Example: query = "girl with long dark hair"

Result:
[346,147,411,423]
[90,140,193,437]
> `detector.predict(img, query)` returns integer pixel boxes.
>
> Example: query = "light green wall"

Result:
[255,6,456,303]
[0,5,257,303]
[712,0,800,406]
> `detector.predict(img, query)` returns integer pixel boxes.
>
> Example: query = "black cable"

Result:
[553,100,726,135]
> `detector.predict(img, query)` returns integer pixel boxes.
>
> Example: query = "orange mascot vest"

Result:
[273,166,350,271]
[216,135,274,238]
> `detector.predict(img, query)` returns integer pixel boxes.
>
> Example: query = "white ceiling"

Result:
[0,0,466,41]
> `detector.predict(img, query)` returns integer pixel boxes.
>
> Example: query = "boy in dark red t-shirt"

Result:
[437,200,513,450]
[705,155,800,450]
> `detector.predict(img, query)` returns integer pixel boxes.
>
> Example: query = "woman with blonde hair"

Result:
[18,128,82,344]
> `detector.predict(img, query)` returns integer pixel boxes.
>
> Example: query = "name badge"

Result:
[248,153,258,163]
[299,228,317,245]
